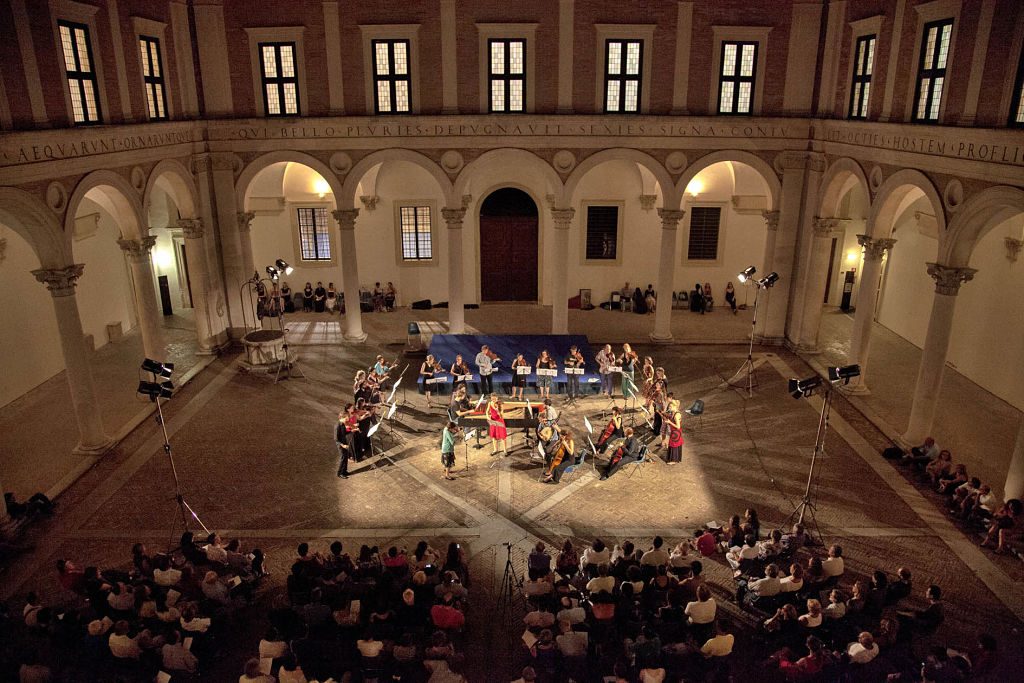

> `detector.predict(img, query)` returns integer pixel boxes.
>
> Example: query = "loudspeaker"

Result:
[411,299,432,310]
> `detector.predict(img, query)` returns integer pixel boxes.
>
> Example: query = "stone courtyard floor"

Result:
[2,334,1022,680]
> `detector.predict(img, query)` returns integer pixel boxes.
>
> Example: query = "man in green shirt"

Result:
[441,422,461,480]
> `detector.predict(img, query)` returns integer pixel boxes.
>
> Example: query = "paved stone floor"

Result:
[2,333,1023,680]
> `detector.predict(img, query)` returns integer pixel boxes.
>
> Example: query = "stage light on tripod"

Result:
[137,379,174,400]
[828,364,861,384]
[141,358,175,379]
[275,259,294,276]
[265,265,280,281]
[788,375,824,399]
[737,266,757,283]
[757,272,780,288]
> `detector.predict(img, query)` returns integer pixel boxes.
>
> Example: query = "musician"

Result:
[486,394,509,456]
[640,357,655,400]
[335,408,355,479]
[449,385,474,421]
[596,406,624,453]
[420,355,443,400]
[646,367,668,413]
[664,399,684,464]
[596,344,616,397]
[354,398,376,459]
[536,350,556,400]
[600,427,641,480]
[541,429,576,484]
[620,343,639,400]
[372,355,393,382]
[475,345,500,395]
[655,391,675,447]
[564,345,585,401]
[510,353,528,401]
[440,422,461,481]
[353,370,373,404]
[450,354,471,393]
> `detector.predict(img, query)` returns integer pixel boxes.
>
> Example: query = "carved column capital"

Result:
[639,194,657,211]
[926,262,977,296]
[236,211,255,233]
[177,218,204,239]
[1005,237,1023,262]
[441,207,466,228]
[117,236,158,262]
[813,217,840,236]
[762,210,780,231]
[551,207,575,229]
[33,264,85,297]
[359,195,380,211]
[657,208,685,229]
[856,234,896,261]
[333,208,359,231]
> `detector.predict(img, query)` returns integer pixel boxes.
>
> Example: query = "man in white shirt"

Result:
[586,565,615,594]
[108,621,145,659]
[596,345,616,396]
[640,536,670,567]
[684,585,717,624]
[555,619,588,657]
[741,563,781,605]
[725,535,759,570]
[475,345,499,394]
[204,533,228,564]
[700,620,735,658]
[161,630,199,674]
[847,631,879,664]
[822,545,845,577]
[556,596,585,625]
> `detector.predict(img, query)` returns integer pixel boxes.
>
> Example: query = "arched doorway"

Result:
[479,188,538,301]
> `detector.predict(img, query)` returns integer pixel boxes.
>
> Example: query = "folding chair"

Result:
[685,399,705,429]
[559,448,588,484]
[610,291,621,310]
[626,444,650,478]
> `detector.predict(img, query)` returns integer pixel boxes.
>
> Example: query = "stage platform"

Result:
[424,334,602,394]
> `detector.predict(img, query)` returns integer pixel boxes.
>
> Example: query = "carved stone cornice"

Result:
[441,207,466,228]
[856,234,896,261]
[191,153,212,174]
[333,208,359,231]
[927,262,976,296]
[762,210,780,232]
[32,264,85,297]
[359,195,380,211]
[177,218,204,239]
[209,152,239,172]
[639,194,657,211]
[236,211,255,233]
[461,194,473,209]
[117,236,157,262]
[657,208,685,229]
[813,217,840,236]
[551,207,575,229]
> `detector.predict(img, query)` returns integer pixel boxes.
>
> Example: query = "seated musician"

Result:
[448,386,475,422]
[542,429,577,484]
[450,354,470,393]
[596,406,624,453]
[600,427,641,481]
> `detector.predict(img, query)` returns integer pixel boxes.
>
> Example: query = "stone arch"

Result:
[65,170,146,241]
[942,186,1024,267]
[565,148,677,208]
[341,149,453,208]
[0,187,68,268]
[674,150,780,209]
[867,169,945,239]
[454,149,563,205]
[818,157,870,218]
[144,159,199,220]
[236,151,343,208]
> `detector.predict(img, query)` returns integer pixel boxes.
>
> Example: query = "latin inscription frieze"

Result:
[824,127,1024,167]
[0,130,198,166]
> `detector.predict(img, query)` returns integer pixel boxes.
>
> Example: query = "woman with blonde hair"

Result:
[620,343,639,400]
[486,394,508,456]
[664,399,684,464]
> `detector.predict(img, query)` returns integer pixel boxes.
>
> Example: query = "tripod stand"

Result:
[782,388,833,547]
[728,283,764,397]
[498,541,524,618]
[152,393,210,543]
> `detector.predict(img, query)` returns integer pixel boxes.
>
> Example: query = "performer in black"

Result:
[564,345,584,402]
[600,427,641,480]
[450,354,471,394]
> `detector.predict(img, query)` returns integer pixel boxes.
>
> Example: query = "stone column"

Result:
[550,208,574,334]
[1005,417,1024,502]
[903,263,976,444]
[782,152,825,346]
[236,211,257,284]
[333,209,367,342]
[761,153,810,342]
[442,207,467,333]
[117,235,166,359]
[191,154,230,345]
[753,210,780,340]
[177,218,215,353]
[32,265,112,455]
[651,208,685,341]
[796,217,840,352]
[844,235,896,393]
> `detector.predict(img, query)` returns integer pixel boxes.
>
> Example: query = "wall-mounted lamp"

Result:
[685,179,704,198]
[845,250,859,264]
[313,178,331,199]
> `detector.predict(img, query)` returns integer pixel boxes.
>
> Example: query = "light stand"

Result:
[498,541,525,619]
[728,270,778,397]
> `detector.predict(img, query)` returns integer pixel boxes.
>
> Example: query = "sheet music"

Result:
[608,366,623,373]
[516,366,532,375]
[564,367,584,375]
[536,368,557,377]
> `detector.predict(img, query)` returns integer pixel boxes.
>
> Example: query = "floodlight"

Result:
[757,272,780,288]
[738,266,757,283]
[265,265,279,281]
[828,364,861,384]
[275,259,294,276]
[137,379,174,400]
[788,375,824,399]
[141,358,174,379]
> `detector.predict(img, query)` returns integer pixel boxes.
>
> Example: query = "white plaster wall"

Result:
[251,201,343,299]
[876,210,938,348]
[0,229,64,408]
[148,188,188,311]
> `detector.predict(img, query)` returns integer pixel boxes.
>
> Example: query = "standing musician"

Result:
[440,422,461,481]
[640,357,655,401]
[372,355,395,388]
[654,391,675,448]
[450,354,471,394]
[335,407,356,479]
[619,343,639,401]
[475,345,501,395]
[662,399,684,465]
[600,427,641,480]
[535,350,556,400]
[486,394,509,456]
[353,370,375,405]
[596,406,624,453]
[420,355,444,400]
[564,345,585,402]
[596,344,616,397]
[354,398,376,458]
[646,367,668,414]
[510,353,528,401]
[541,429,576,484]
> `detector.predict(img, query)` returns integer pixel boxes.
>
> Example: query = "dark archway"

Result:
[479,188,539,301]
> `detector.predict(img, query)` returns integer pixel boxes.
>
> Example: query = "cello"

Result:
[542,430,575,483]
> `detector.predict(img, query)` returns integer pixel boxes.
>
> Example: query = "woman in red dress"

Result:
[665,399,684,464]
[487,394,509,456]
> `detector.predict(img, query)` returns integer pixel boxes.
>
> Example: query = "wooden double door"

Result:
[479,216,538,301]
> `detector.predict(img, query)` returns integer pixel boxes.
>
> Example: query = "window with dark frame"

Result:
[297,207,331,261]
[718,41,757,115]
[913,19,953,122]
[1010,45,1024,127]
[259,42,299,117]
[58,21,101,125]
[687,207,722,261]
[372,39,412,114]
[489,39,525,113]
[585,206,619,260]
[400,206,432,260]
[139,35,168,121]
[849,34,876,120]
[604,39,642,113]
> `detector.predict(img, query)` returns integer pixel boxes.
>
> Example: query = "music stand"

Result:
[622,374,641,427]
[460,428,477,473]
[367,421,397,475]
[472,395,487,449]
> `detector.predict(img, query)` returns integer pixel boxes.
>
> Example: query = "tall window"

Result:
[373,39,412,114]
[585,206,619,260]
[687,207,722,261]
[848,34,876,120]
[58,21,101,124]
[718,41,757,114]
[489,39,525,113]
[139,36,168,121]
[259,42,299,116]
[297,208,330,261]
[1010,47,1024,127]
[400,206,432,260]
[604,40,642,113]
[913,19,953,122]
